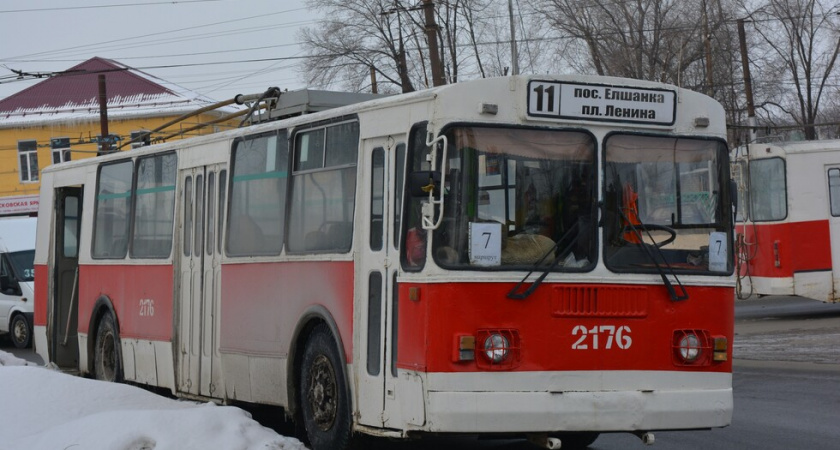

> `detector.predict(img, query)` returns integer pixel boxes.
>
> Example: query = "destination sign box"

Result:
[527,80,676,125]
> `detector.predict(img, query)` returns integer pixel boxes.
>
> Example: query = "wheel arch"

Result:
[86,295,120,375]
[286,304,350,420]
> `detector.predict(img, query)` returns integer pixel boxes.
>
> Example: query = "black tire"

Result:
[299,324,353,450]
[550,432,600,449]
[10,314,31,349]
[94,313,122,382]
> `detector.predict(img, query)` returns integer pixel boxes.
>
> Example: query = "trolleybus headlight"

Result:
[484,333,510,363]
[678,333,701,362]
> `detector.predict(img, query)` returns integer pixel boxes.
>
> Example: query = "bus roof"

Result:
[40,74,726,176]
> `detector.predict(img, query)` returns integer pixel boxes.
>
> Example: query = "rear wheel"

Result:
[299,324,353,450]
[94,313,122,382]
[10,314,31,349]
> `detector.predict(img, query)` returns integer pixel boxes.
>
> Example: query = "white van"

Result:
[0,217,36,348]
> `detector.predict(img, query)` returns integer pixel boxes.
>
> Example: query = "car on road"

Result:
[0,217,36,349]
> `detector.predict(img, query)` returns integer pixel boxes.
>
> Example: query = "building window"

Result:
[51,137,72,164]
[131,130,151,149]
[18,140,39,182]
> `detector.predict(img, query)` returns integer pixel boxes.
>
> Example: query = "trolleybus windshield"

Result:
[420,126,598,271]
[604,134,732,274]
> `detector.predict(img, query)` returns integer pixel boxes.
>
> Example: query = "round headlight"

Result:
[678,334,701,362]
[484,333,510,363]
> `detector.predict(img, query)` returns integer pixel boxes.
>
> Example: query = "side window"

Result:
[218,170,227,253]
[288,120,360,253]
[51,137,72,164]
[393,143,406,249]
[370,147,385,251]
[401,123,431,270]
[132,153,177,258]
[18,140,39,182]
[131,130,151,149]
[93,160,134,258]
[829,168,840,217]
[748,158,787,221]
[227,131,288,256]
[63,195,80,258]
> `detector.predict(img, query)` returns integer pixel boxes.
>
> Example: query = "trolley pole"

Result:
[422,0,446,86]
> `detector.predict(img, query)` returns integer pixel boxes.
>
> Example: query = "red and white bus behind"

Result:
[734,140,840,302]
[34,75,735,450]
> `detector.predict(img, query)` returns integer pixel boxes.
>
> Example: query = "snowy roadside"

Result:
[0,350,307,450]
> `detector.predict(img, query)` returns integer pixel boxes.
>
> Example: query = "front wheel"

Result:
[11,314,31,349]
[94,313,122,382]
[299,324,353,450]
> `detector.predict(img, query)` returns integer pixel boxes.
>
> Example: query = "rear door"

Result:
[177,164,226,396]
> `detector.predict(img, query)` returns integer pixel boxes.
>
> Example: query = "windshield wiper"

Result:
[507,221,582,300]
[618,212,689,302]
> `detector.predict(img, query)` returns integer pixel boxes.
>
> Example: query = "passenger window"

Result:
[288,120,360,253]
[92,160,133,259]
[370,147,385,251]
[227,132,288,256]
[829,168,840,217]
[132,152,177,259]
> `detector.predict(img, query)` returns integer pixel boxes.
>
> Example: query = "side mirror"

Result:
[408,171,441,197]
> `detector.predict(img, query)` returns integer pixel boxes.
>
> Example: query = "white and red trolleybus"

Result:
[33,75,735,449]
[733,139,840,302]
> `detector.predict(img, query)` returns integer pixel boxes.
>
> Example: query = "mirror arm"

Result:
[421,132,449,230]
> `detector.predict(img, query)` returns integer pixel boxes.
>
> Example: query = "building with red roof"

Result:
[0,57,240,216]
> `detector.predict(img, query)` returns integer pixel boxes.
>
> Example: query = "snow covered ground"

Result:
[0,350,306,450]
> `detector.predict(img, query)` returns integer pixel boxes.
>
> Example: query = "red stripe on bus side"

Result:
[34,264,49,326]
[219,261,355,362]
[737,220,831,277]
[78,264,174,340]
[397,283,734,373]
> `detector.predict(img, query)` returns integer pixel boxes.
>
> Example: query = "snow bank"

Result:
[0,355,307,450]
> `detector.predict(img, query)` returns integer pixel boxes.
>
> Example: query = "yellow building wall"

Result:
[0,113,238,201]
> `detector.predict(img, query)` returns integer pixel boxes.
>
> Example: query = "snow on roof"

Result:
[0,57,240,128]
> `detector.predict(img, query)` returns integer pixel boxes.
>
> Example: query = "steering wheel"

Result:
[620,223,677,248]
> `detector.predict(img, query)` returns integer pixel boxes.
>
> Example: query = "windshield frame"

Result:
[602,131,734,276]
[409,122,599,272]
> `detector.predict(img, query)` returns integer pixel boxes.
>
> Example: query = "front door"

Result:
[177,164,227,396]
[51,187,82,369]
[356,137,407,428]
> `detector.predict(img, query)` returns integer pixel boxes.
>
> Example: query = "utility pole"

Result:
[508,0,519,76]
[370,66,378,94]
[97,74,111,156]
[702,0,713,96]
[737,19,757,143]
[422,0,446,86]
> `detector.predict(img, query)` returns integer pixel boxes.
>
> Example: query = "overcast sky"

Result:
[0,0,318,103]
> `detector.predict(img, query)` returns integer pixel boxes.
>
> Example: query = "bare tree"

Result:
[741,0,840,140]
[532,0,726,86]
[300,0,516,93]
